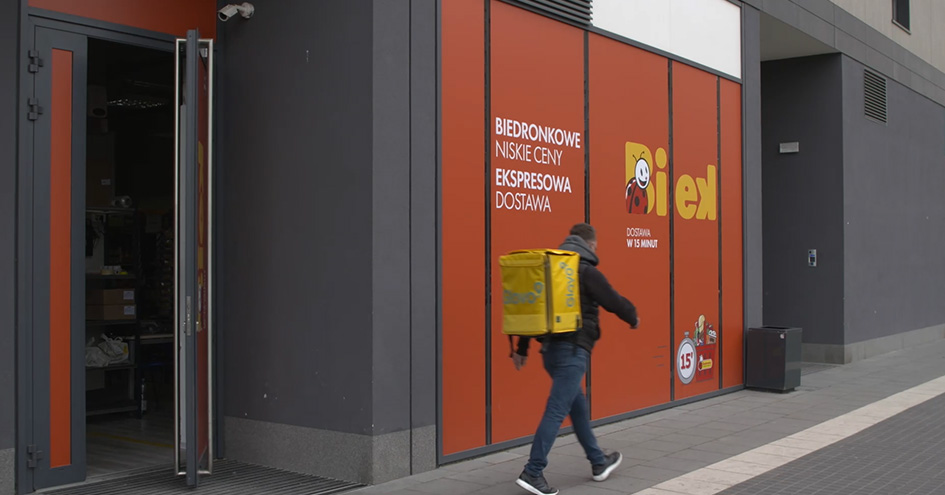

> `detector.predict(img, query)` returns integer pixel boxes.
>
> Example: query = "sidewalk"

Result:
[351,338,945,495]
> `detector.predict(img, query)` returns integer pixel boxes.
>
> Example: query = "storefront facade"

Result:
[440,0,747,459]
[2,0,943,493]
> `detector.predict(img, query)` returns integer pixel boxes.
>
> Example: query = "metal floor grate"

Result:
[41,460,363,495]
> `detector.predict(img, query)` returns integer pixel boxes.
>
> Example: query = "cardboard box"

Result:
[87,288,135,305]
[87,304,136,321]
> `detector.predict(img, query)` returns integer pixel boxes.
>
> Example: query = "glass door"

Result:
[174,29,213,488]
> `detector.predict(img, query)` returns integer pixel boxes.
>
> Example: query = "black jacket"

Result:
[516,235,638,355]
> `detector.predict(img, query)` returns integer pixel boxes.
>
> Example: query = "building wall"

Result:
[220,0,375,437]
[830,0,945,75]
[742,5,765,341]
[371,0,438,477]
[761,55,845,346]
[841,55,945,345]
[744,0,945,110]
[218,0,436,484]
[0,0,18,493]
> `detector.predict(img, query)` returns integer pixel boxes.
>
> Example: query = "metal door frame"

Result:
[13,11,185,494]
[174,30,214,487]
[18,25,88,491]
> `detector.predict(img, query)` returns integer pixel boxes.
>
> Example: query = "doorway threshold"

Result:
[38,459,363,495]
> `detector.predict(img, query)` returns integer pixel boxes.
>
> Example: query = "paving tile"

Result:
[689,441,753,456]
[555,440,594,458]
[479,451,525,464]
[440,458,494,473]
[716,429,785,446]
[398,468,454,483]
[490,459,528,475]
[469,482,525,495]
[645,418,713,430]
[549,483,625,495]
[634,439,693,453]
[617,446,671,462]
[749,443,811,459]
[655,433,715,447]
[627,425,681,437]
[682,467,754,486]
[621,465,688,483]
[681,427,738,440]
[445,467,514,486]
[631,489,688,495]
[666,448,732,465]
[544,455,594,478]
[728,451,793,468]
[593,474,653,493]
[751,417,819,434]
[412,477,487,495]
[697,421,752,432]
[654,476,732,495]
[693,405,747,419]
[642,455,710,473]
[708,458,774,476]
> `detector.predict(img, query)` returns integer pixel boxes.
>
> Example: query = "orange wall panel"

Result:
[441,0,487,456]
[49,48,73,469]
[588,34,671,420]
[489,0,586,444]
[671,63,720,400]
[29,0,216,38]
[721,80,744,388]
[441,1,745,457]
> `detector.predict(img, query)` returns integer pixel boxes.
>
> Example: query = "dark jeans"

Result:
[524,341,605,477]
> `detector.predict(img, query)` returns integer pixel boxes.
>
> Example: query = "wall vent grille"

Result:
[864,69,887,124]
[510,0,592,25]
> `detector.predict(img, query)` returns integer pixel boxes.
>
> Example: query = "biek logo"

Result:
[625,142,716,221]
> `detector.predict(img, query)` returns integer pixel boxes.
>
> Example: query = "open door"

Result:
[24,25,88,491]
[174,30,213,487]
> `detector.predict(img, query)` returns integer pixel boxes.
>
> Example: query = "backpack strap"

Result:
[570,262,588,354]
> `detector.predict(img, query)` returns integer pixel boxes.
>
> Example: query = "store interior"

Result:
[83,37,176,478]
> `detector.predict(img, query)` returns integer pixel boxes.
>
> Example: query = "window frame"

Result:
[892,0,911,33]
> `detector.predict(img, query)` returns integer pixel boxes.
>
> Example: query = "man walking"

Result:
[513,223,639,495]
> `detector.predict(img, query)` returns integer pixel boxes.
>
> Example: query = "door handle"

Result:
[184,296,193,336]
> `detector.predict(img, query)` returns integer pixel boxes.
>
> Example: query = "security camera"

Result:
[218,2,254,21]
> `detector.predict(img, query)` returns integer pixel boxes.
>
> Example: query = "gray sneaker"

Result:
[516,470,559,495]
[591,452,622,481]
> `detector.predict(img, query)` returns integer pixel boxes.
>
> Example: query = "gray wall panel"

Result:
[761,54,845,345]
[409,0,438,432]
[743,5,764,330]
[0,0,18,453]
[409,0,438,473]
[841,56,945,343]
[220,0,375,434]
[372,0,412,436]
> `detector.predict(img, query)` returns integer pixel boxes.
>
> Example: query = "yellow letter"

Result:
[676,175,697,220]
[695,165,717,221]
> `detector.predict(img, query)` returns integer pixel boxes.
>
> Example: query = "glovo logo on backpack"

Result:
[500,249,582,337]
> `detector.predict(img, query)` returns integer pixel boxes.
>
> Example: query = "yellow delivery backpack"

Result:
[499,249,582,338]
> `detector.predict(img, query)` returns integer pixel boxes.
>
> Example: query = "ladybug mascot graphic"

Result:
[626,154,650,214]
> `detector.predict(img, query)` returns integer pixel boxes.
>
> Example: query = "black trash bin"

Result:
[746,326,802,392]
